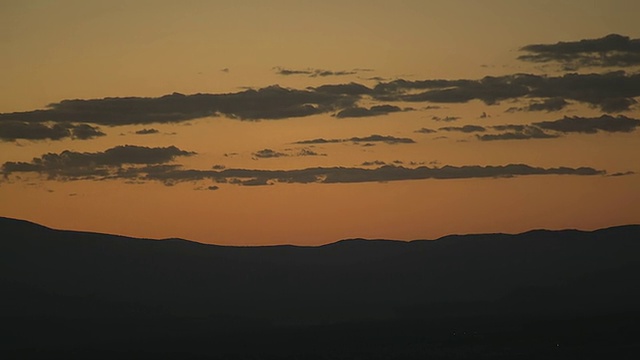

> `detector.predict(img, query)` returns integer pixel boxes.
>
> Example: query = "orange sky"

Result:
[1,1,639,245]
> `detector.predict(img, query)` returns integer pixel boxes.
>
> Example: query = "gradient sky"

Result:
[1,0,639,245]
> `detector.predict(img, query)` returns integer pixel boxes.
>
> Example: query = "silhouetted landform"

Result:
[1,217,639,359]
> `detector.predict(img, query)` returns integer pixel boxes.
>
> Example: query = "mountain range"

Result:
[1,216,639,359]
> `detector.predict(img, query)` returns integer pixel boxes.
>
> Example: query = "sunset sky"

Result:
[1,0,639,245]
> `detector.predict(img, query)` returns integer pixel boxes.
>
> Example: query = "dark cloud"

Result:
[133,163,606,186]
[70,124,106,140]
[293,138,342,145]
[361,160,387,166]
[608,171,635,177]
[252,148,326,159]
[432,116,460,122]
[3,148,606,186]
[0,121,105,141]
[134,128,160,135]
[533,115,640,134]
[294,134,415,145]
[518,34,640,69]
[414,127,437,134]
[373,71,640,112]
[207,185,220,190]
[274,67,361,77]
[0,85,359,124]
[349,135,415,144]
[2,145,194,180]
[335,104,403,118]
[212,164,226,170]
[478,125,559,141]
[439,125,486,133]
[252,149,288,159]
[312,83,373,96]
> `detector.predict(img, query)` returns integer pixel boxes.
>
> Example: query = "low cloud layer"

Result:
[2,148,606,186]
[0,121,105,141]
[518,34,640,69]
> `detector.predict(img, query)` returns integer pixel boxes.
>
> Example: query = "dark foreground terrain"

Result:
[1,217,639,359]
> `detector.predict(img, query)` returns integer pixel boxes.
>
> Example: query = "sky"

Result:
[1,0,639,245]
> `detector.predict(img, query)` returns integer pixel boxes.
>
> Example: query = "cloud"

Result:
[439,125,486,133]
[297,148,326,157]
[207,185,220,190]
[349,135,415,144]
[0,85,359,124]
[518,34,640,69]
[252,149,288,159]
[135,128,160,135]
[335,104,403,118]
[0,121,105,141]
[2,145,194,180]
[608,171,635,177]
[132,163,606,186]
[533,115,640,134]
[432,116,460,122]
[478,125,559,141]
[293,138,342,145]
[414,128,437,134]
[3,148,607,186]
[70,124,106,140]
[252,148,327,159]
[274,67,362,77]
[373,71,640,112]
[361,160,387,166]
[312,83,373,96]
[294,134,415,145]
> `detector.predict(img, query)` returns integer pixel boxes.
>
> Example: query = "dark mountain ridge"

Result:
[1,216,639,359]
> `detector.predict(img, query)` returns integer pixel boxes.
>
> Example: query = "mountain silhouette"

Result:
[1,216,639,359]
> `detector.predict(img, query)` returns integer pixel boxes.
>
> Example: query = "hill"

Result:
[1,217,639,359]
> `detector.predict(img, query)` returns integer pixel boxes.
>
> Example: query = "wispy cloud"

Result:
[134,128,160,135]
[274,67,370,77]
[294,134,415,145]
[439,125,486,133]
